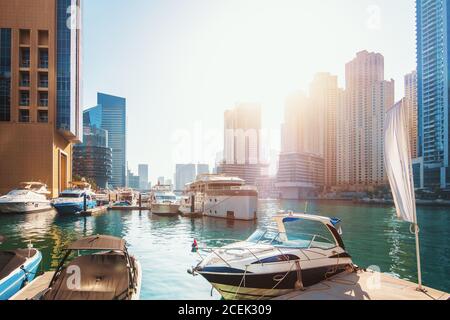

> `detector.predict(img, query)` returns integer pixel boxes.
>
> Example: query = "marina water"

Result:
[0,200,448,299]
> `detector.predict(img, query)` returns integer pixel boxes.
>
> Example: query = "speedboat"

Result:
[34,235,141,300]
[52,181,96,214]
[0,182,51,214]
[151,187,180,216]
[189,212,353,300]
[0,238,42,300]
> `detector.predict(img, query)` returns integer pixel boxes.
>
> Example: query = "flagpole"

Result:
[413,222,424,291]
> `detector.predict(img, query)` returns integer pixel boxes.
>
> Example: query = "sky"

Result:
[82,0,417,184]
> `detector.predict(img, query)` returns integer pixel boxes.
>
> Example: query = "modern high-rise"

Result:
[277,92,325,199]
[404,71,418,159]
[336,51,395,190]
[0,0,82,197]
[138,164,149,190]
[73,125,112,189]
[416,0,450,189]
[197,164,210,176]
[84,93,126,188]
[217,103,266,185]
[175,164,196,191]
[309,73,339,188]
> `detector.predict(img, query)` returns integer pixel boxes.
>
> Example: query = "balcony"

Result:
[20,60,30,69]
[38,73,48,88]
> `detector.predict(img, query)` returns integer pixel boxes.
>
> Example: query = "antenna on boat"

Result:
[385,102,425,292]
[304,201,309,214]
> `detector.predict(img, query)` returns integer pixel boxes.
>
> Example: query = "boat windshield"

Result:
[156,195,176,201]
[247,219,337,250]
[60,193,82,198]
[7,190,31,196]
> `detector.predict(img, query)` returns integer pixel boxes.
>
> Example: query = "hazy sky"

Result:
[83,0,416,183]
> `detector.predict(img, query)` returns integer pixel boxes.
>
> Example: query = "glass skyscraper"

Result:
[416,0,450,189]
[84,93,127,188]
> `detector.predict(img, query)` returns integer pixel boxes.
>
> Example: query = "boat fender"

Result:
[294,261,305,291]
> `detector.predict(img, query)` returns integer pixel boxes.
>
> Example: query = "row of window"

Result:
[18,109,48,123]
[19,71,48,88]
[19,90,48,107]
[20,47,48,69]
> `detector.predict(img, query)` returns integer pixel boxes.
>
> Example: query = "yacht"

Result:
[184,175,258,220]
[34,235,141,300]
[113,189,138,207]
[0,182,52,214]
[52,181,96,214]
[151,185,180,216]
[189,212,353,300]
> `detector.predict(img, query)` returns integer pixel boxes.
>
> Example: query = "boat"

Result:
[184,174,258,220]
[151,185,180,216]
[0,182,52,214]
[34,235,141,300]
[52,181,96,214]
[189,212,353,300]
[0,239,42,300]
[113,189,138,207]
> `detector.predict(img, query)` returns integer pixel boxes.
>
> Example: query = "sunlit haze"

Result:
[83,0,416,183]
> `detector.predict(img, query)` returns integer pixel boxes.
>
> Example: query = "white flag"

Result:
[384,101,417,224]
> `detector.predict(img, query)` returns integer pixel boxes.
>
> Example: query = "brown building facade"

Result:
[0,0,82,197]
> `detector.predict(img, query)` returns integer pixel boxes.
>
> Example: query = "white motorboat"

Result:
[151,185,180,216]
[52,181,97,214]
[190,212,353,300]
[184,174,258,220]
[0,182,52,214]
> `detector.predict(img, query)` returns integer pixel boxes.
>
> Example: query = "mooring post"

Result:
[83,194,87,212]
[139,193,142,208]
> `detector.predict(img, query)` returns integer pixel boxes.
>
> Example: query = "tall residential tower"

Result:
[416,0,450,189]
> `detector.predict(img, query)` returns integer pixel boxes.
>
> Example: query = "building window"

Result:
[38,91,48,107]
[20,71,30,87]
[39,72,48,88]
[19,109,30,123]
[39,48,49,69]
[38,30,49,47]
[20,47,30,68]
[38,110,48,123]
[19,90,29,106]
[0,28,12,121]
[19,29,30,46]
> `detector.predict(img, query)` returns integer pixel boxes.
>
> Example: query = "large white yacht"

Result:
[183,174,258,220]
[151,185,180,216]
[0,182,52,214]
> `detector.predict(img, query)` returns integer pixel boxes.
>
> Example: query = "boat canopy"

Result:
[67,235,126,251]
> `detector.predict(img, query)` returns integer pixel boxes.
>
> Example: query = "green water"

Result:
[0,200,448,299]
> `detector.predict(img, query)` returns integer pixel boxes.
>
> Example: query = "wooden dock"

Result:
[274,269,449,300]
[80,206,108,217]
[10,272,54,300]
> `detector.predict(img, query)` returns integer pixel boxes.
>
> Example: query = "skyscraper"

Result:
[416,0,450,189]
[310,73,339,188]
[73,125,112,189]
[175,164,196,191]
[197,164,210,176]
[218,103,266,185]
[0,0,82,197]
[84,93,127,188]
[404,71,418,159]
[277,92,325,199]
[138,164,149,190]
[337,51,395,190]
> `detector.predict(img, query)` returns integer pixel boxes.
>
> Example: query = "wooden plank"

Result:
[274,270,449,300]
[10,272,53,300]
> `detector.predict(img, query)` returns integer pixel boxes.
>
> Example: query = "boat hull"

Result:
[0,249,42,300]
[203,195,257,221]
[199,264,349,300]
[151,203,180,216]
[0,202,52,214]
[53,201,96,214]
